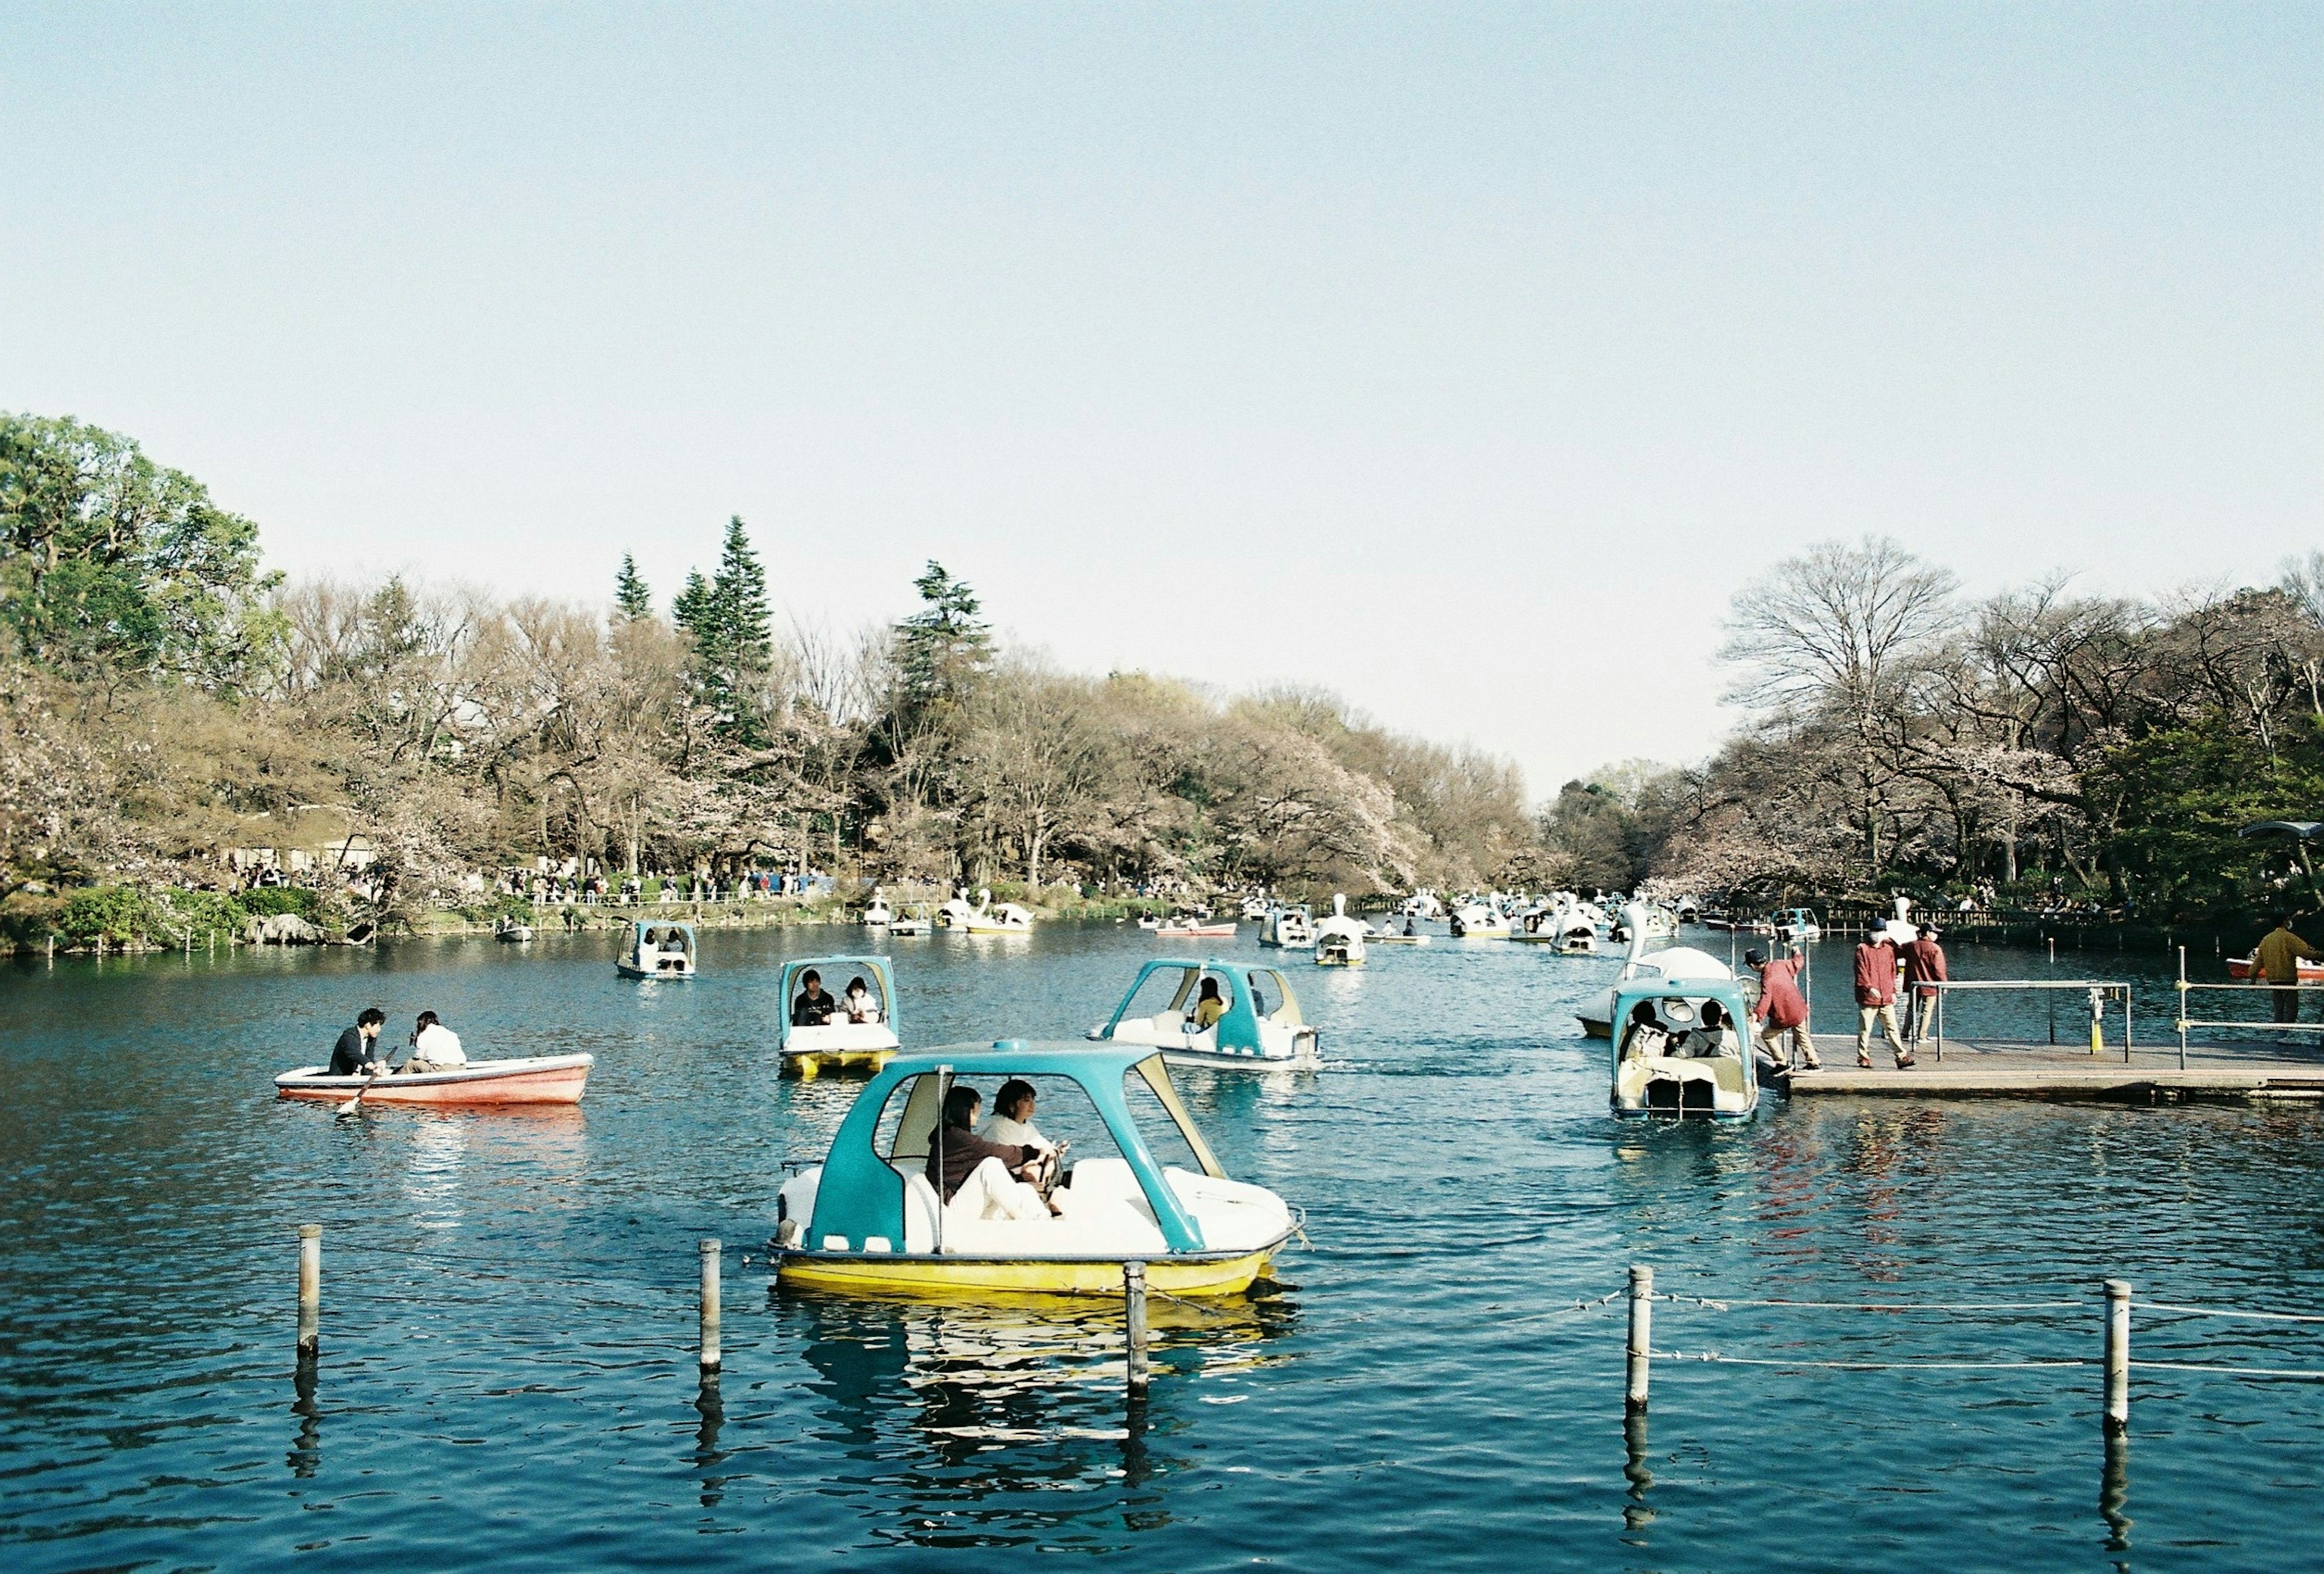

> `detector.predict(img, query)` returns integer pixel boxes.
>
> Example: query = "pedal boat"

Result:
[770,1043,1300,1297]
[780,955,901,1079]
[1579,904,1737,1038]
[1088,958,1320,1068]
[1610,977,1758,1120]
[1311,894,1367,966]
[617,919,697,979]
[1448,901,1511,939]
[1257,903,1314,948]
[275,1054,594,1106]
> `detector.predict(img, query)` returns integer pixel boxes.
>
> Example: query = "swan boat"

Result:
[275,1054,594,1106]
[494,919,535,943]
[862,890,894,926]
[1609,977,1758,1120]
[617,919,697,979]
[1089,959,1319,1068]
[770,1043,1301,1297]
[1311,894,1367,966]
[1578,903,1738,1038]
[944,890,1035,934]
[1258,904,1314,948]
[779,955,901,1079]
[1449,900,1511,939]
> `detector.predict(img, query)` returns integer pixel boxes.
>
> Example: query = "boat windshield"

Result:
[1116,965,1226,1024]
[1126,1057,1226,1179]
[872,1070,1126,1178]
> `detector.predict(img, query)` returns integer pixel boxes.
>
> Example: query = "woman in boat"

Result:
[406,1010,467,1072]
[791,969,837,1026]
[927,1084,1061,1219]
[840,976,882,1024]
[977,1078,1062,1161]
[1192,977,1228,1030]
[1620,1000,1671,1061]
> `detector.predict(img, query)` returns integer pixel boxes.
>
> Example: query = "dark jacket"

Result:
[925,1125,1039,1203]
[792,989,836,1027]
[329,1026,378,1076]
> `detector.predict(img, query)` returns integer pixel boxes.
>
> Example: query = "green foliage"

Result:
[671,517,773,742]
[238,886,321,920]
[614,553,653,620]
[0,413,281,687]
[58,885,161,943]
[894,560,991,718]
[2097,712,2324,919]
[155,888,250,943]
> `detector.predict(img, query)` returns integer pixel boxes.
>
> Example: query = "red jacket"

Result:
[1854,940,1899,1006]
[1754,956,1810,1029]
[1901,937,1948,995]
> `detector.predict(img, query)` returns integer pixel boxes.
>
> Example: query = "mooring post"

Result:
[698,1238,723,1374]
[1626,1265,1654,1414]
[1124,1260,1151,1397]
[2176,947,2190,1071]
[2104,1278,2131,1437]
[297,1224,322,1356]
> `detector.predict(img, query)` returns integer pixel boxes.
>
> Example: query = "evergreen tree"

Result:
[894,560,992,716]
[614,553,652,619]
[709,516,772,682]
[671,569,713,640]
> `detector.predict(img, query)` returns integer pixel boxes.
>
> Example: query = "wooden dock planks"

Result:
[1781,1035,2324,1102]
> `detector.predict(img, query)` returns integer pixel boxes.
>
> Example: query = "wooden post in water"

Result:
[698,1239,722,1373]
[2104,1278,2131,1437]
[1626,1265,1654,1414]
[297,1224,322,1356]
[1124,1261,1151,1397]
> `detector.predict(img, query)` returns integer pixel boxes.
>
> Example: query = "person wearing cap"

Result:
[1747,946,1819,1072]
[1853,931,1913,1069]
[1900,923,1949,1045]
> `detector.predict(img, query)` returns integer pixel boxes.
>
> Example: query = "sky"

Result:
[4,2,2319,798]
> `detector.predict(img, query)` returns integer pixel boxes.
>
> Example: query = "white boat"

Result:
[1609,976,1758,1120]
[1578,903,1736,1038]
[617,919,697,979]
[1448,900,1510,939]
[1311,894,1367,967]
[951,890,1034,934]
[863,888,893,926]
[1258,904,1314,948]
[889,906,934,937]
[1514,893,1597,952]
[1400,889,1445,920]
[1089,960,1320,1069]
[494,918,534,943]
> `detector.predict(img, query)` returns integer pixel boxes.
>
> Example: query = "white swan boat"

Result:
[1311,894,1368,967]
[1578,903,1736,1038]
[1449,900,1511,939]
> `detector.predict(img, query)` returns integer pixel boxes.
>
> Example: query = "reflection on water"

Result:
[4,922,2323,1571]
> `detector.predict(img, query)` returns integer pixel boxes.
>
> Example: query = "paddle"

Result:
[334,1071,373,1120]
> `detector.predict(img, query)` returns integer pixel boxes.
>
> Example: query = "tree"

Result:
[0,412,281,687]
[671,519,773,743]
[893,561,991,718]
[614,553,652,620]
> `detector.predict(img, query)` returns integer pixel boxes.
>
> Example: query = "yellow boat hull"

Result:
[781,1048,896,1080]
[775,1242,1284,1299]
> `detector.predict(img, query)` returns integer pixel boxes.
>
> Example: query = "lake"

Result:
[3,922,2320,1571]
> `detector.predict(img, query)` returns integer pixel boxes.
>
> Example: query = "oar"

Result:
[335,1067,379,1120]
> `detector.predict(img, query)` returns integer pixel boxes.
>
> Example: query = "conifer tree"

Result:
[709,516,772,683]
[671,569,713,640]
[893,560,991,718]
[614,553,652,620]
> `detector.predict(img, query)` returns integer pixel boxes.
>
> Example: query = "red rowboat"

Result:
[2227,956,2324,983]
[274,1054,594,1106]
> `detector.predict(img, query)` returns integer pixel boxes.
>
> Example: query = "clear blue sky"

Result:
[4,3,2317,795]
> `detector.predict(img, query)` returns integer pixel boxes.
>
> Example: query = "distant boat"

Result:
[1158,919,1238,939]
[617,919,697,979]
[863,889,894,926]
[1311,894,1367,967]
[1258,904,1314,948]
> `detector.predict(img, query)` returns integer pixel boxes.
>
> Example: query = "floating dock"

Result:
[1783,1036,2324,1102]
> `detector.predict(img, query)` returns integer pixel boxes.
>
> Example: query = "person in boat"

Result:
[1900,924,1949,1044]
[1192,977,1229,1031]
[977,1078,1065,1166]
[791,968,836,1026]
[405,1010,467,1073]
[2254,914,2319,1028]
[840,976,882,1024]
[1620,1000,1672,1061]
[1747,947,1820,1072]
[927,1084,1060,1219]
[330,1008,389,1076]
[1675,999,1735,1058]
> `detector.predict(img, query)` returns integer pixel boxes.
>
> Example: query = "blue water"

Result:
[4,923,2320,1572]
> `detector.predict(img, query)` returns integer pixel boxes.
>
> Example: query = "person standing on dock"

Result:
[1902,924,1949,1044]
[2254,914,2319,1028]
[1746,947,1819,1071]
[1853,934,1913,1069]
